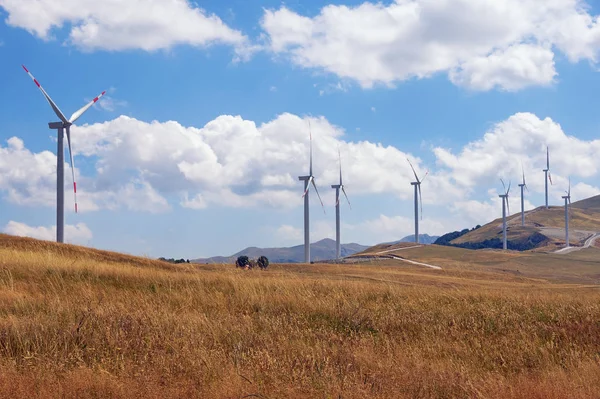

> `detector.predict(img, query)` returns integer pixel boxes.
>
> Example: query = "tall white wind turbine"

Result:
[542,146,553,209]
[562,178,571,248]
[499,179,511,250]
[331,149,351,260]
[407,159,428,244]
[298,121,325,263]
[23,65,106,243]
[518,165,528,227]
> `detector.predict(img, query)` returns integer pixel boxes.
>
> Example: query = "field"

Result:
[1,234,600,398]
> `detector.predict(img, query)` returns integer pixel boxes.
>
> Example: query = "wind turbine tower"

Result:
[499,179,511,250]
[542,147,552,209]
[518,166,528,227]
[562,179,571,248]
[331,149,351,259]
[407,159,428,244]
[298,122,325,263]
[23,65,105,243]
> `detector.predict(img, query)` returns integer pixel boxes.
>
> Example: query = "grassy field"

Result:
[1,234,600,398]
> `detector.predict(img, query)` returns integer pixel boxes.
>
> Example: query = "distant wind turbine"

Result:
[407,159,428,244]
[298,121,325,264]
[543,146,553,209]
[331,149,351,260]
[499,179,511,250]
[22,65,106,243]
[562,178,571,248]
[518,165,528,227]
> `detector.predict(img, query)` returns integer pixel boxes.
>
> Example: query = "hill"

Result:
[1,233,600,397]
[386,233,440,245]
[440,195,600,251]
[192,238,369,263]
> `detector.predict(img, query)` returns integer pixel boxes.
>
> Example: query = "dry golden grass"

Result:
[1,234,600,398]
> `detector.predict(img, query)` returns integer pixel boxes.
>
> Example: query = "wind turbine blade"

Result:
[500,178,506,193]
[507,181,511,195]
[22,65,68,124]
[69,90,106,124]
[522,164,526,186]
[549,172,553,185]
[311,179,326,214]
[506,197,510,215]
[65,127,78,213]
[418,183,423,220]
[341,186,351,209]
[301,176,313,198]
[407,158,420,182]
[546,146,550,170]
[420,170,429,182]
[568,177,571,197]
[308,120,313,176]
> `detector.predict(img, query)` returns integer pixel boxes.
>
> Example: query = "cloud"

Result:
[276,224,302,241]
[3,221,93,244]
[93,95,128,113]
[3,110,600,222]
[0,0,248,54]
[260,1,600,90]
[432,112,600,195]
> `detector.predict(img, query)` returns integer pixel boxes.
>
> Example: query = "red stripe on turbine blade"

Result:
[34,79,41,87]
[75,203,78,213]
[93,96,99,102]
[73,182,77,193]
[22,65,29,73]
[101,91,106,95]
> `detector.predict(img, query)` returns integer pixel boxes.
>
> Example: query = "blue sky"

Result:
[2,0,600,259]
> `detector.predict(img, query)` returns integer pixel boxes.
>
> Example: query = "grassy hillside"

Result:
[450,200,600,250]
[1,234,600,398]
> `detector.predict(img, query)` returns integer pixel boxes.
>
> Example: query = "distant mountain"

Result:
[192,238,369,264]
[384,234,440,245]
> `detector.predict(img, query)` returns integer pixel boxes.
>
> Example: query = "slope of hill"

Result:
[446,195,600,251]
[192,238,369,264]
[2,233,600,397]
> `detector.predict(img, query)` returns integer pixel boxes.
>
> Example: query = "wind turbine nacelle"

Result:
[49,122,69,129]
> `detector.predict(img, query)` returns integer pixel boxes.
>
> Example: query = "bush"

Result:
[257,256,269,270]
[235,256,249,268]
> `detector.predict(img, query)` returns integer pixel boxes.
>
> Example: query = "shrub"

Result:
[257,256,269,270]
[235,256,249,268]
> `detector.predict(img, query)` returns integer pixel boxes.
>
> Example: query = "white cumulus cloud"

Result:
[260,0,600,90]
[0,0,248,54]
[3,221,93,244]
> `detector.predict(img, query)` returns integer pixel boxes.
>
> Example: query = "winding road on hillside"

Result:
[554,232,600,254]
[371,245,443,270]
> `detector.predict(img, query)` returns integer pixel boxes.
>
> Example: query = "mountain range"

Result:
[191,238,370,264]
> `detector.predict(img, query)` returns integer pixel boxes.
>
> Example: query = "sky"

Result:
[2,0,600,259]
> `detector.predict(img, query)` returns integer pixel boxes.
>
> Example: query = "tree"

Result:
[236,255,250,268]
[257,256,269,270]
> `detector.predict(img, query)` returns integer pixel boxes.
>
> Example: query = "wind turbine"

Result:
[562,178,571,248]
[499,179,511,250]
[331,149,351,260]
[542,146,553,209]
[298,121,325,263]
[23,65,106,243]
[407,159,428,244]
[518,165,528,227]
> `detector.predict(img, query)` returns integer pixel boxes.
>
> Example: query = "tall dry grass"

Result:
[0,235,599,398]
